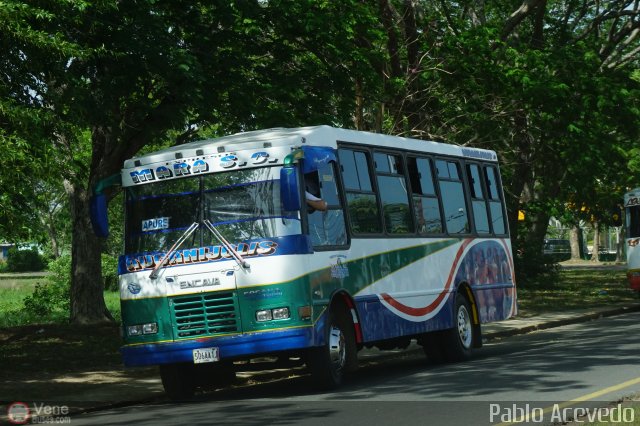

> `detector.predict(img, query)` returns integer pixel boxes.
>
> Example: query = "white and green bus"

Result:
[92,126,517,398]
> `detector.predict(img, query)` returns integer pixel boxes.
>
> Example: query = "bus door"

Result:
[300,146,349,250]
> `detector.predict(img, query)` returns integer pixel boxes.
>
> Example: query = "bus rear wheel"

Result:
[441,294,475,362]
[308,307,356,390]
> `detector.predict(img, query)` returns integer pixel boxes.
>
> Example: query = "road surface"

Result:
[72,312,640,426]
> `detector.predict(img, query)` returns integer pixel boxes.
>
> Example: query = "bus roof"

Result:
[123,126,498,169]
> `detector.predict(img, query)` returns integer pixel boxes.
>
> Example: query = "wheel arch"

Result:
[328,289,363,345]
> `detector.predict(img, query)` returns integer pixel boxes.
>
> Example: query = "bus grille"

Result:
[170,292,239,339]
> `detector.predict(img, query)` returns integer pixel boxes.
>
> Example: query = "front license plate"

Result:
[193,347,219,364]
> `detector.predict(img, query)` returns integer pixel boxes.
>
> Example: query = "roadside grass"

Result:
[516,268,638,318]
[0,276,120,328]
[572,399,640,425]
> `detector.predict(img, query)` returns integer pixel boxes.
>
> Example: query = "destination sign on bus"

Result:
[127,150,281,185]
[626,196,639,207]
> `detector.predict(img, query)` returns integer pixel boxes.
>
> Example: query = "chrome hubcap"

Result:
[328,325,346,372]
[457,305,473,349]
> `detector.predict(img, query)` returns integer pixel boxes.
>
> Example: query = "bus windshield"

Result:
[124,166,301,254]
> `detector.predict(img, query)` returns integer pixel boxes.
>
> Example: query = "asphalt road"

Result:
[72,312,640,426]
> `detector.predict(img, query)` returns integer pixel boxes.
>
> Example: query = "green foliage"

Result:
[514,244,560,286]
[2,0,640,313]
[6,248,46,272]
[23,255,71,318]
[21,253,120,319]
[102,253,119,292]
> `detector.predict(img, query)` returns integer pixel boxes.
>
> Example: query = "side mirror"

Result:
[280,166,301,211]
[89,173,122,238]
[90,193,110,237]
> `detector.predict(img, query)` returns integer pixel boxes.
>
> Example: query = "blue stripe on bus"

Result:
[118,234,313,275]
[354,294,455,342]
[353,283,514,343]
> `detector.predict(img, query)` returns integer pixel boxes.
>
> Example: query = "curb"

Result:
[483,303,640,340]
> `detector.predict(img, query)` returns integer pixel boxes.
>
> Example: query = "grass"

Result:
[516,268,638,317]
[0,276,120,327]
[574,399,640,425]
[0,277,45,327]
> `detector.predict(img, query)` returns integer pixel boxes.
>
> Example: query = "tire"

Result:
[308,307,356,390]
[160,363,196,401]
[440,294,475,362]
[196,361,237,390]
[421,331,446,364]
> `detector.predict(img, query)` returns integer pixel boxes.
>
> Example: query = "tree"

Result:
[1,0,370,323]
[348,1,640,261]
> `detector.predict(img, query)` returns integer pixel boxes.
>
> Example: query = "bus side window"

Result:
[436,159,470,234]
[408,157,443,234]
[466,163,490,234]
[338,148,381,234]
[306,162,348,248]
[484,165,506,235]
[374,152,413,234]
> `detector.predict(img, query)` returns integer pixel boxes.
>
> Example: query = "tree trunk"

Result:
[523,209,550,258]
[590,222,600,262]
[65,179,114,324]
[569,224,582,260]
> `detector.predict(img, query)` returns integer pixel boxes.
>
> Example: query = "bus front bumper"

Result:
[121,326,316,367]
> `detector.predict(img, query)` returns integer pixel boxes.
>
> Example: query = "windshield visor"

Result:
[125,167,301,254]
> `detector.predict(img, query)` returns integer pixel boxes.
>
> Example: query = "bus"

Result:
[91,126,517,399]
[624,188,640,291]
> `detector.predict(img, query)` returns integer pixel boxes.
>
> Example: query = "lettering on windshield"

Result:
[126,240,278,272]
[141,217,169,232]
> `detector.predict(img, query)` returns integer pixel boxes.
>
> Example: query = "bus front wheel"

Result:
[160,363,196,401]
[308,307,356,390]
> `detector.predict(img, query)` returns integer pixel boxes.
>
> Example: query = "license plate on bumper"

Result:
[193,347,219,364]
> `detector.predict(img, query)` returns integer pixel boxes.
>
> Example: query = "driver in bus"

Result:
[304,170,328,212]
[305,191,327,212]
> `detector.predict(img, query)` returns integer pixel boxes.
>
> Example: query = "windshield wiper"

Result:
[149,222,200,280]
[203,219,250,269]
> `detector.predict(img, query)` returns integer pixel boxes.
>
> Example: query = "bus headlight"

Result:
[127,325,143,336]
[256,310,273,322]
[256,307,290,322]
[127,322,158,336]
[272,307,290,320]
[142,322,158,334]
